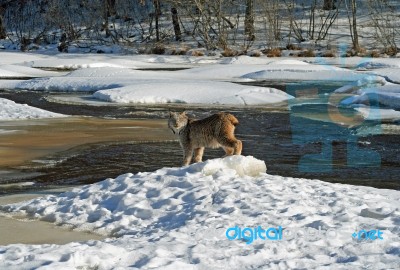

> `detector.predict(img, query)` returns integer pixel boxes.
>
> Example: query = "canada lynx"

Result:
[168,111,242,166]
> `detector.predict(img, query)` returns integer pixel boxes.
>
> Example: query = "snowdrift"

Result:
[0,156,399,269]
[1,156,267,237]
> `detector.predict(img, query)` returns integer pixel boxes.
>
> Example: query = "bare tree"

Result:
[308,0,317,40]
[284,0,340,43]
[367,0,399,55]
[153,0,161,41]
[0,4,6,39]
[261,0,282,47]
[345,0,360,52]
[244,0,254,41]
[4,0,50,50]
[171,7,181,41]
[315,0,342,41]
[106,0,116,17]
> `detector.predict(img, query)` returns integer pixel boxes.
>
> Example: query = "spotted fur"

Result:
[168,111,242,166]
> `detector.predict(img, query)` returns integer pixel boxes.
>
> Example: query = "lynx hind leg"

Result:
[183,149,193,166]
[223,146,234,157]
[193,147,205,163]
[233,139,242,155]
[219,137,242,156]
[219,122,242,156]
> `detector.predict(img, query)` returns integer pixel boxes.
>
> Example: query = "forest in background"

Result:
[0,0,399,56]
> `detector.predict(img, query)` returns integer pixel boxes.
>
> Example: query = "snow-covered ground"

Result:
[1,53,400,268]
[0,65,59,78]
[238,59,368,82]
[92,80,291,105]
[0,156,399,269]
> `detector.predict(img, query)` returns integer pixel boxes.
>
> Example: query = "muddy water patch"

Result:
[30,141,185,186]
[0,117,173,168]
[0,117,174,193]
[0,188,106,245]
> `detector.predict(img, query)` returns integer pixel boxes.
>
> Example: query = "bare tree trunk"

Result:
[105,0,116,17]
[154,0,160,42]
[244,0,254,40]
[171,7,181,41]
[351,0,359,51]
[0,15,5,39]
[103,0,111,38]
[0,4,7,39]
[346,0,360,51]
[309,0,317,40]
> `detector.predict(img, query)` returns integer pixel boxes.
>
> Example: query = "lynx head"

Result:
[168,111,188,134]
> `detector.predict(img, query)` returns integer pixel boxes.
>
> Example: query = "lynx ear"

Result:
[169,111,173,118]
[180,111,186,116]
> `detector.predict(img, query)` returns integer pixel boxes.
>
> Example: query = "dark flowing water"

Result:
[0,83,399,194]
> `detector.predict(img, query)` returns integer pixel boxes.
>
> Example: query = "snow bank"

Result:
[92,81,293,105]
[176,59,364,82]
[1,156,266,237]
[354,59,400,84]
[27,54,220,70]
[13,67,167,92]
[240,60,368,82]
[355,107,400,121]
[0,65,59,78]
[333,76,387,94]
[9,67,293,105]
[29,59,128,70]
[2,52,391,108]
[0,98,66,120]
[370,68,400,84]
[336,78,400,121]
[188,155,267,177]
[219,55,274,65]
[176,64,271,81]
[0,156,399,269]
[356,59,400,70]
[340,84,400,111]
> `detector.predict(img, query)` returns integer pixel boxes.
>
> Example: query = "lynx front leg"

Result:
[193,147,205,163]
[182,149,193,166]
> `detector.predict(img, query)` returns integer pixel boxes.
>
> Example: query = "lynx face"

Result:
[168,111,188,134]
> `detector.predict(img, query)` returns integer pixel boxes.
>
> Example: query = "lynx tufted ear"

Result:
[180,111,186,116]
[169,111,173,118]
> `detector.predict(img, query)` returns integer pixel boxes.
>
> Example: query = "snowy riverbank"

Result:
[0,156,399,269]
[1,53,399,121]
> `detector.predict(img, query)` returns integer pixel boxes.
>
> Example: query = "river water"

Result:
[0,79,399,194]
